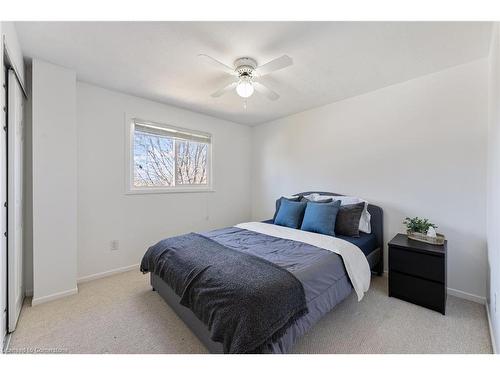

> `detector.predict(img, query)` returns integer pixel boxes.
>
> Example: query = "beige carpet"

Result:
[7,270,492,354]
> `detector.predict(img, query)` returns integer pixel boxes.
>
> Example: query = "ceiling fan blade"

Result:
[256,55,293,76]
[198,54,235,75]
[253,81,280,101]
[211,81,238,98]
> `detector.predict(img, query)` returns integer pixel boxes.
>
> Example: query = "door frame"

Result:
[1,57,7,349]
[1,42,27,347]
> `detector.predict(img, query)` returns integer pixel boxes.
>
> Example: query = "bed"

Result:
[142,191,383,354]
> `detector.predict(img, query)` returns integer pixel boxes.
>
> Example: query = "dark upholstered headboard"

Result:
[296,191,384,274]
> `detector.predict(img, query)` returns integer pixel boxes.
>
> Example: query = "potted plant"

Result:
[403,217,445,245]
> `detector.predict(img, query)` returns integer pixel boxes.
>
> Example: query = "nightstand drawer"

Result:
[389,246,444,283]
[389,271,446,313]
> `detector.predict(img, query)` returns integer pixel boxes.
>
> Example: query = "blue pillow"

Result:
[272,196,301,222]
[274,199,307,229]
[300,200,341,236]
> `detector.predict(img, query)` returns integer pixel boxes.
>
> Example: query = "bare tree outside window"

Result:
[176,140,208,185]
[134,131,175,187]
[133,125,210,188]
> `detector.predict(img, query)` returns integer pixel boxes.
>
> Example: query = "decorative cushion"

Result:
[300,200,341,236]
[274,199,307,229]
[273,195,301,222]
[314,194,371,234]
[335,202,365,237]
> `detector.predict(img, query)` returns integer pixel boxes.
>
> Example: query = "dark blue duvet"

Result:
[202,226,357,353]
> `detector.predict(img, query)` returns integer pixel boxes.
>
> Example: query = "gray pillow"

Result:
[335,202,365,237]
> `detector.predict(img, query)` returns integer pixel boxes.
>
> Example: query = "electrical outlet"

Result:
[110,240,119,251]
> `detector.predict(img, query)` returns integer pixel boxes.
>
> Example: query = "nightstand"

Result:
[388,233,447,315]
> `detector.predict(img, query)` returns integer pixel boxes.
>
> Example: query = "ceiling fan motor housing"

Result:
[234,57,258,77]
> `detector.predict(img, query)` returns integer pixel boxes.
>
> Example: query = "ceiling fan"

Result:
[198,54,293,101]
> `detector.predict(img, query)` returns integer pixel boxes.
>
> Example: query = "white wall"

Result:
[487,23,500,353]
[32,59,78,304]
[252,59,488,300]
[76,83,252,280]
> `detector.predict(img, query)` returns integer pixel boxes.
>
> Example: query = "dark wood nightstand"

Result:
[388,233,447,315]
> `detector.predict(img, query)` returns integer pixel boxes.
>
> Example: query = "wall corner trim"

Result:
[31,287,78,306]
[486,303,498,354]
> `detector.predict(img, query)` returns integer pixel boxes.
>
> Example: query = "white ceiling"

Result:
[15,22,492,125]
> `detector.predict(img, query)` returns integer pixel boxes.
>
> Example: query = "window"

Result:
[127,118,212,193]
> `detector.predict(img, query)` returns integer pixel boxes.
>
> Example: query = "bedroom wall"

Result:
[251,58,489,301]
[31,59,78,304]
[487,23,500,353]
[76,83,252,280]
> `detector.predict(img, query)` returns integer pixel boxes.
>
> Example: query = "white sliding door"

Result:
[0,65,7,342]
[7,69,24,332]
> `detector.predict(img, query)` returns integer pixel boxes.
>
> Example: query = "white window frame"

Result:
[125,114,214,194]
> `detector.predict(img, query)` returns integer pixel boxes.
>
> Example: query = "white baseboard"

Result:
[77,263,140,284]
[31,287,78,306]
[28,264,139,306]
[447,287,486,305]
[29,265,139,305]
[486,303,498,354]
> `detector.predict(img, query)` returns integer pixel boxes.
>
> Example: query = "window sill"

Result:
[125,187,215,195]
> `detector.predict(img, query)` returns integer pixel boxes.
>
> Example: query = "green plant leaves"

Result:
[403,216,437,234]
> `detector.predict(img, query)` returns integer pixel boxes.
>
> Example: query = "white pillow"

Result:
[302,193,323,201]
[314,194,371,234]
[302,193,333,202]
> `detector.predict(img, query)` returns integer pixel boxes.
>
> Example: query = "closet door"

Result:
[0,66,7,342]
[7,69,24,332]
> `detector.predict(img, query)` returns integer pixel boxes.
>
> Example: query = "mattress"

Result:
[337,232,378,256]
[263,218,379,257]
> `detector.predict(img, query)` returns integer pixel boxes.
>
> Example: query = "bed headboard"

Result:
[296,191,384,256]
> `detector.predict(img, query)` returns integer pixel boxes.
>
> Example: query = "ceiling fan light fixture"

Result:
[201,54,291,101]
[236,79,254,98]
